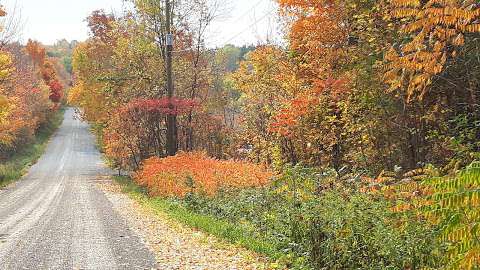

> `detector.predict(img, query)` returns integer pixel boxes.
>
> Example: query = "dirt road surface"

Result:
[0,108,157,269]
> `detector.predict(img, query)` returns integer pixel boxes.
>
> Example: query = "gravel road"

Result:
[0,108,157,270]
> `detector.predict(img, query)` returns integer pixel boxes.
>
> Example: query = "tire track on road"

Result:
[0,108,157,270]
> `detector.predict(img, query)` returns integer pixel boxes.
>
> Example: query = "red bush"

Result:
[48,80,63,103]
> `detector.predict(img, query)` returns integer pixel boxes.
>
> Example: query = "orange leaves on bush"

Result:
[269,97,315,137]
[122,98,197,116]
[48,80,63,103]
[135,152,273,198]
[269,78,347,137]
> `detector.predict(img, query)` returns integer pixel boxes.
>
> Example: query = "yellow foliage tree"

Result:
[0,94,11,122]
[0,51,14,146]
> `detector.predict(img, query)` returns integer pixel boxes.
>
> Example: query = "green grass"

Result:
[113,175,279,259]
[0,108,65,187]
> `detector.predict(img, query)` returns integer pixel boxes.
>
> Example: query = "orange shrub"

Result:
[135,152,273,198]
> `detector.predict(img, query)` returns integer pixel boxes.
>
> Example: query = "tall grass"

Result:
[0,109,64,187]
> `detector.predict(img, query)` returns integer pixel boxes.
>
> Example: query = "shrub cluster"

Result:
[135,151,273,197]
[136,161,440,269]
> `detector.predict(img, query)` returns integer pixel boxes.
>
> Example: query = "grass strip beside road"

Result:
[112,176,280,261]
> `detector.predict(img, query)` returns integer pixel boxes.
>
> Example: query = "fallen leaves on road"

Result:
[98,181,269,270]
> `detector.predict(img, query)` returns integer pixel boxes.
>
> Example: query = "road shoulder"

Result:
[97,178,267,270]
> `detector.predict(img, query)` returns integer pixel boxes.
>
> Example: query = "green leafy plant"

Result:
[173,165,439,269]
[422,162,480,269]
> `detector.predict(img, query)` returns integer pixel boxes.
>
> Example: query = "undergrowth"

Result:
[114,164,440,270]
[113,175,281,263]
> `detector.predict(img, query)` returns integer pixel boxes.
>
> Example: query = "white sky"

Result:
[1,0,280,47]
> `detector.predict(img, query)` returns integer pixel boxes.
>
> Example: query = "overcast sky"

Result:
[1,0,280,47]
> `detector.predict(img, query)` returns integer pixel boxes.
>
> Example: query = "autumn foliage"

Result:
[103,98,197,169]
[70,2,480,268]
[385,0,480,100]
[0,32,64,156]
[25,39,64,104]
[48,80,63,103]
[123,98,197,116]
[135,152,273,198]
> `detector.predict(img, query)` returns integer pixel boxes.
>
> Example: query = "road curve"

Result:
[0,108,157,270]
